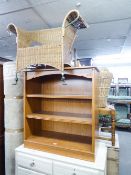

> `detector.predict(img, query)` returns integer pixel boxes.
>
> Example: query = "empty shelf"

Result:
[26,94,92,99]
[24,131,93,161]
[27,112,92,125]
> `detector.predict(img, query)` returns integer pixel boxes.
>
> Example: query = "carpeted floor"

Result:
[117,130,131,175]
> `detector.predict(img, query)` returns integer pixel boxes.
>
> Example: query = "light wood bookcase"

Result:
[24,67,99,161]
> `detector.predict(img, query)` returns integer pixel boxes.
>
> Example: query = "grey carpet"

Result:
[117,130,131,175]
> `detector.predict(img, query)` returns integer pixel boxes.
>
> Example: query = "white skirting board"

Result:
[5,131,24,175]
[98,132,119,175]
[4,98,23,130]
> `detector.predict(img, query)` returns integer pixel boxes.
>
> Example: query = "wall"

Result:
[107,66,131,83]
[92,56,131,83]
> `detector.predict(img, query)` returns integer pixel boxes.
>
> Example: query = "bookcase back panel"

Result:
[26,119,92,138]
[42,121,92,137]
[25,118,42,137]
[26,98,92,114]
[26,98,42,114]
[42,99,92,114]
[26,119,92,137]
[27,79,42,94]
[26,74,92,96]
[42,75,92,96]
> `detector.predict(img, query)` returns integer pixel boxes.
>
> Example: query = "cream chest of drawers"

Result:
[15,142,107,175]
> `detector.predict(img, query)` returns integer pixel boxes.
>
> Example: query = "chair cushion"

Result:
[116,119,131,128]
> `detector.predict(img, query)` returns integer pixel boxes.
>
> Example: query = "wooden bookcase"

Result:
[24,67,99,161]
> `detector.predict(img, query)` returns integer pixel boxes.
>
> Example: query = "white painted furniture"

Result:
[98,132,119,175]
[15,142,107,175]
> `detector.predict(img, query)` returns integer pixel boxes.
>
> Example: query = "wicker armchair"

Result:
[7,10,88,72]
[97,68,113,108]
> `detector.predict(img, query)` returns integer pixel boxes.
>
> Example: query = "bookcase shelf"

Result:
[26,112,92,125]
[26,94,92,99]
[24,131,93,161]
[24,67,99,161]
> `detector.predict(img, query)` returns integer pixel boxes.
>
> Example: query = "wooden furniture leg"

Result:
[111,109,115,146]
[97,107,116,146]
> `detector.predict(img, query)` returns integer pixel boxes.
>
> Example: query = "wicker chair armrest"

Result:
[62,9,88,29]
[7,23,32,48]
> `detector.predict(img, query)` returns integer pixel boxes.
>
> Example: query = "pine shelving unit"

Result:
[24,67,99,161]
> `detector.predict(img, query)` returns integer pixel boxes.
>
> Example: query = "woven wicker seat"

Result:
[8,10,88,72]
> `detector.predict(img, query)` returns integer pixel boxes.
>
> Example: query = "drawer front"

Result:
[76,167,104,175]
[17,167,45,175]
[53,162,75,175]
[53,162,105,175]
[17,152,52,174]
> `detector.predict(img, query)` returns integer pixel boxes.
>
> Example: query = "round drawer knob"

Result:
[30,162,35,167]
